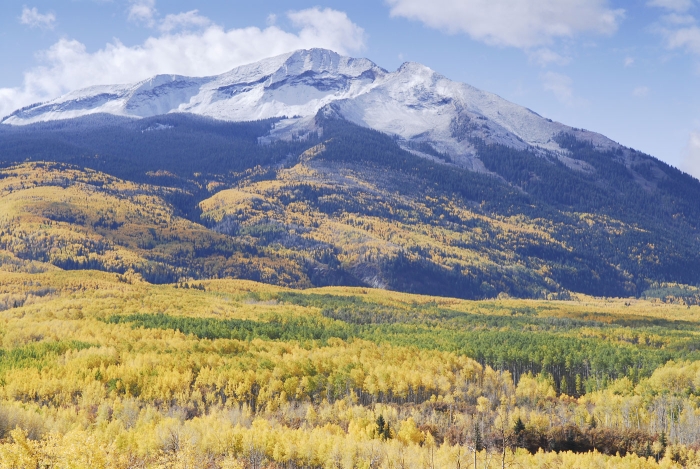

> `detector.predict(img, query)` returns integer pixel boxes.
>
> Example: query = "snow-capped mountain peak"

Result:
[1,48,621,168]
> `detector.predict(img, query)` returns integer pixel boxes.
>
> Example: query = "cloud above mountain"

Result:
[158,10,211,33]
[684,131,700,179]
[385,0,624,48]
[0,7,365,119]
[20,7,56,30]
[650,0,700,57]
[647,0,694,13]
[128,0,157,26]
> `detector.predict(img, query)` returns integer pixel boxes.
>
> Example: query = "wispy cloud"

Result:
[159,10,211,33]
[666,25,700,54]
[385,0,624,49]
[649,0,700,56]
[20,7,56,30]
[624,56,635,66]
[632,85,650,97]
[540,71,589,107]
[128,0,157,27]
[661,13,697,24]
[528,48,571,67]
[541,71,576,105]
[647,0,694,13]
[683,130,700,179]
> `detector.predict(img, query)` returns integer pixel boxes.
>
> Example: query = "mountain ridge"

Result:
[2,48,624,172]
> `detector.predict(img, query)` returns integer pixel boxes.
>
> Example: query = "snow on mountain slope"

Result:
[1,48,621,165]
[3,49,386,125]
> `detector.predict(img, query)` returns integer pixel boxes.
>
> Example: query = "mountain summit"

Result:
[3,48,618,171]
[2,49,385,125]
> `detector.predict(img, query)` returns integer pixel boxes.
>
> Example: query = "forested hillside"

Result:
[1,111,699,298]
[0,269,698,467]
[0,162,309,286]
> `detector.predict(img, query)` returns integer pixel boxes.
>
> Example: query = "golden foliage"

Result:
[0,270,696,466]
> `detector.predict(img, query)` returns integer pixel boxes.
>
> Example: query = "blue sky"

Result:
[1,0,699,177]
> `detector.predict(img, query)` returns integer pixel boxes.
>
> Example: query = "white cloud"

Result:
[541,71,583,106]
[661,13,697,24]
[632,85,650,97]
[288,8,366,54]
[683,130,700,178]
[666,25,700,54]
[20,7,56,29]
[128,0,157,26]
[624,56,635,66]
[159,10,211,33]
[528,48,571,66]
[646,0,700,59]
[0,7,366,119]
[647,0,694,12]
[651,4,700,56]
[385,0,624,49]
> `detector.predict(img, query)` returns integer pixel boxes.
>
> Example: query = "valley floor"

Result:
[0,269,699,467]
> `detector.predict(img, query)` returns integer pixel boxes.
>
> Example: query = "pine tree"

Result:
[559,377,568,395]
[575,374,583,396]
[376,415,387,440]
[589,415,597,429]
[513,417,526,448]
[474,422,483,452]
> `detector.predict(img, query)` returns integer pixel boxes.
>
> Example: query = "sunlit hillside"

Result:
[0,162,309,286]
[0,269,698,467]
[2,114,700,300]
[199,150,631,299]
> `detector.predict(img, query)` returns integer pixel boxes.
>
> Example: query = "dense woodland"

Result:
[1,112,700,299]
[0,270,698,467]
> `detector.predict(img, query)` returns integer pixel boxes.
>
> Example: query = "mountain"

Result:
[3,48,618,170]
[1,49,700,300]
